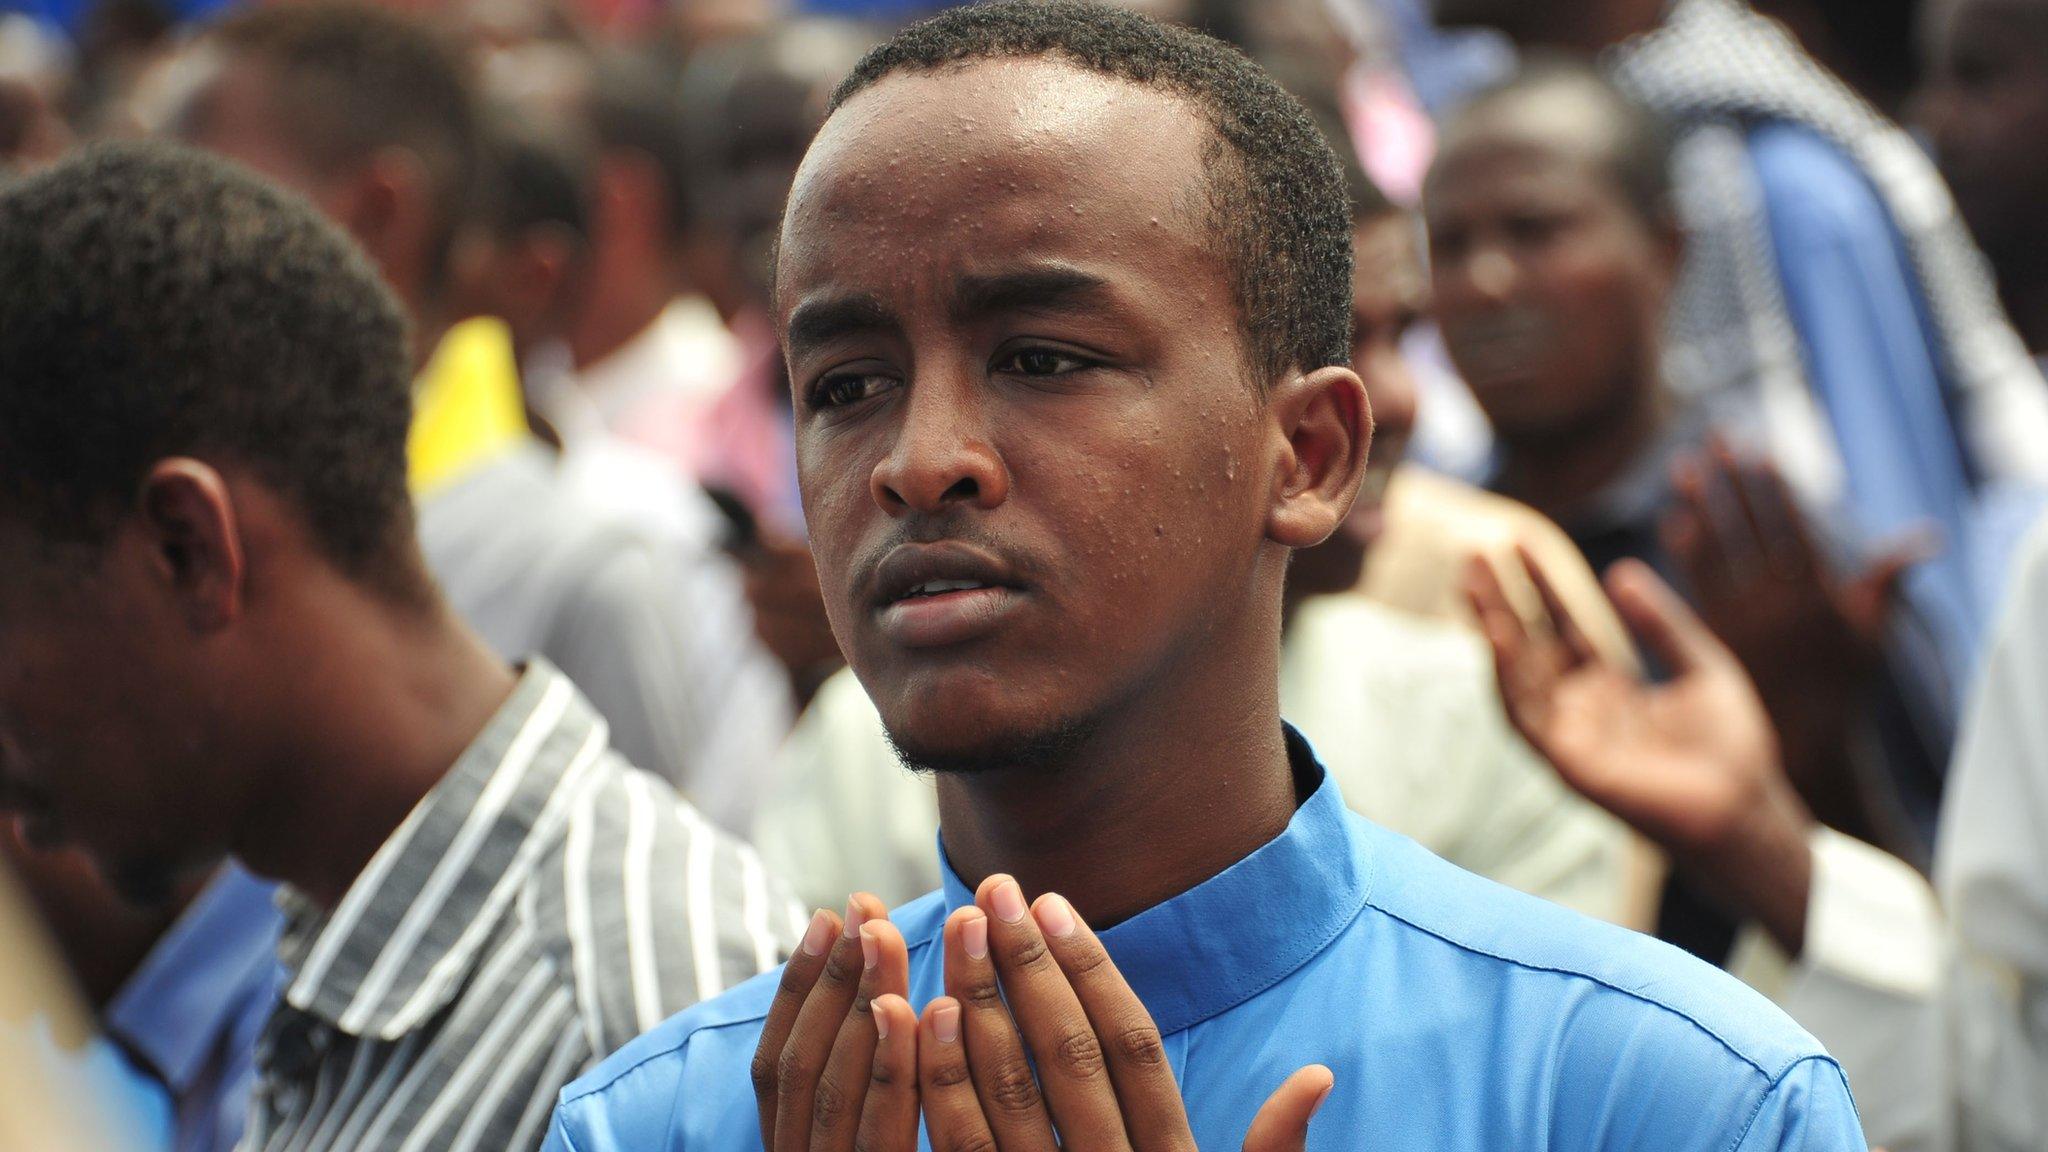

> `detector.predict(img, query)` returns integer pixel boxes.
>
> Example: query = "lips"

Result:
[869,542,1028,649]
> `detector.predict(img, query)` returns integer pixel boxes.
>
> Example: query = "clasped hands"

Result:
[752,876,1333,1152]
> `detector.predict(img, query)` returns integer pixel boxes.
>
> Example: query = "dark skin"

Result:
[762,56,1367,1145]
[1915,0,2048,353]
[0,461,513,911]
[1430,0,1665,52]
[781,59,1368,927]
[1468,550,1816,956]
[1425,91,1682,525]
[1285,209,1426,613]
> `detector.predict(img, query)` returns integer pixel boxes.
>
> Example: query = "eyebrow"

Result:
[951,265,1113,323]
[784,293,897,356]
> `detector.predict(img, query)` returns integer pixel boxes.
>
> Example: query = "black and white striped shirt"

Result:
[239,661,802,1152]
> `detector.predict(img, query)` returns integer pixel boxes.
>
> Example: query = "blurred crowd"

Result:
[0,0,2045,1149]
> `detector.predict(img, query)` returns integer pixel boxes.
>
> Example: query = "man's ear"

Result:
[133,459,244,632]
[330,147,435,304]
[1265,365,1373,549]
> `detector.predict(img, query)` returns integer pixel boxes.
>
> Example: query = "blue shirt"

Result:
[545,740,1866,1150]
[1754,123,2016,693]
[103,864,284,1152]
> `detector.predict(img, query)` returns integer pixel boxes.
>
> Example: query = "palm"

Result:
[1516,651,1774,853]
[1472,554,1779,855]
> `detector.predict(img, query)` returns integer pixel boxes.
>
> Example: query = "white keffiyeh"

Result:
[1607,0,2048,500]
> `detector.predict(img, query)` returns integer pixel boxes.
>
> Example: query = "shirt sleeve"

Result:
[1733,1056,1870,1151]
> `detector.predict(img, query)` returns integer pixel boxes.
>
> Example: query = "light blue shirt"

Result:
[103,864,284,1152]
[545,736,1866,1150]
[1754,123,2037,692]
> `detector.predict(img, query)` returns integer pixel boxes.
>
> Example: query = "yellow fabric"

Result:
[408,318,530,496]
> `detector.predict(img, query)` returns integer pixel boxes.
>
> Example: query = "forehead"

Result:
[776,57,1223,316]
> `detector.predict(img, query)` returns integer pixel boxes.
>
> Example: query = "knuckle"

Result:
[1052,1030,1107,1079]
[984,1063,1043,1116]
[749,1053,778,1096]
[868,1056,904,1090]
[775,1044,813,1092]
[959,976,1006,1009]
[1062,941,1113,979]
[925,1056,975,1090]
[820,951,860,988]
[810,1074,852,1130]
[1112,1025,1167,1068]
[1004,933,1051,971]
[937,1135,997,1152]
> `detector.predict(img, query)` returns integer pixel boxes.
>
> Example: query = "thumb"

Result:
[1242,1065,1335,1152]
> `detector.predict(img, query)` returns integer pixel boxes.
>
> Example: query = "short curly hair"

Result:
[0,141,419,587]
[829,0,1354,384]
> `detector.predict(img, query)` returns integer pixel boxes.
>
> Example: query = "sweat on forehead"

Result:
[776,0,1355,383]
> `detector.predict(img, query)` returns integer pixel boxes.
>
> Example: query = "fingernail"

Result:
[962,911,989,960]
[843,897,865,940]
[1311,1083,1333,1119]
[874,1007,892,1042]
[1034,893,1076,939]
[992,879,1027,924]
[859,924,880,971]
[932,1001,960,1044]
[801,909,833,957]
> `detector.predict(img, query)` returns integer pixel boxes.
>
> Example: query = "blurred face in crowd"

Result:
[0,511,245,904]
[1425,88,1679,450]
[1289,209,1426,600]
[1917,0,2048,279]
[777,57,1363,771]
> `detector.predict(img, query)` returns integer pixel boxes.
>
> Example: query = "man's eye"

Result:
[996,348,1089,377]
[812,371,897,409]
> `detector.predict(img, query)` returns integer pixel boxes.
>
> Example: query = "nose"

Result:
[1464,244,1519,303]
[869,369,1011,516]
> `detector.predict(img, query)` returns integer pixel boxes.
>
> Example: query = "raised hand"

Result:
[1466,549,1816,954]
[751,893,914,1152]
[907,874,1334,1152]
[1662,441,1932,844]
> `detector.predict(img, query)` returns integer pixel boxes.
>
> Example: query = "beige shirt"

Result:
[754,597,1638,927]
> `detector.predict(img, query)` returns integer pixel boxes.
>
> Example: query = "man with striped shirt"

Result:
[0,143,798,1151]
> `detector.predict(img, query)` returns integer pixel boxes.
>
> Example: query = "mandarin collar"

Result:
[938,728,1371,1035]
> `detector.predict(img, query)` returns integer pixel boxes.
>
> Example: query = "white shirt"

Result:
[753,597,1638,925]
[1743,516,2048,1151]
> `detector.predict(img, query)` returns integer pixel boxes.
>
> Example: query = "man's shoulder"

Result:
[1355,818,1832,1083]
[520,755,800,1051]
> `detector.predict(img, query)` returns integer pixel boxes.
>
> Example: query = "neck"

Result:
[233,588,516,909]
[933,603,1298,928]
[1496,389,1666,523]
[2000,269,2048,356]
[568,273,672,372]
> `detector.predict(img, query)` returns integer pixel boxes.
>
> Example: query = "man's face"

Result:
[779,59,1285,770]
[1288,211,1426,599]
[1916,0,2048,274]
[0,521,236,902]
[1425,121,1671,448]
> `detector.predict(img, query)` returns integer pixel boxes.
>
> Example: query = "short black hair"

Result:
[207,3,482,290]
[830,0,1354,382]
[1447,57,1677,223]
[476,108,594,246]
[0,142,419,589]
